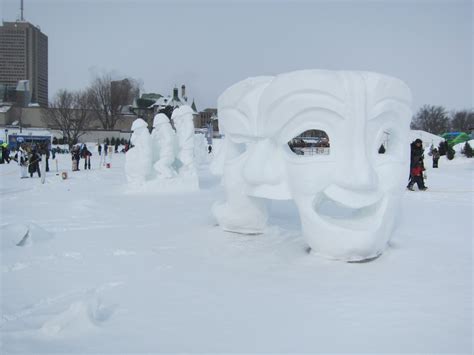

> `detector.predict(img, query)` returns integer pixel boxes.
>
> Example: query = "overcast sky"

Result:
[2,0,472,112]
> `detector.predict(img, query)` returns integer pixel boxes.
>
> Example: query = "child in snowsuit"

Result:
[407,161,427,191]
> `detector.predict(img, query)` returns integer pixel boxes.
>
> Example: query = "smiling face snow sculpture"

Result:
[213,70,412,261]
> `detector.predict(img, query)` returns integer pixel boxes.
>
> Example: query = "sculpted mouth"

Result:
[313,190,384,230]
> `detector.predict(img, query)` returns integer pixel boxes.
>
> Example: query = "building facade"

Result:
[0,21,48,107]
[193,108,218,131]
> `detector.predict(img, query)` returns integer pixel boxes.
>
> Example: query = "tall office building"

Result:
[0,21,48,107]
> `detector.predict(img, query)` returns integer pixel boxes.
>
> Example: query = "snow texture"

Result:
[125,118,152,186]
[0,149,472,353]
[213,70,413,261]
[151,113,177,179]
[173,105,198,178]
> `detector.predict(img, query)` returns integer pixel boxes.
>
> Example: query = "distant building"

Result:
[133,84,201,126]
[135,85,219,132]
[0,21,48,107]
[194,108,218,131]
[149,85,193,113]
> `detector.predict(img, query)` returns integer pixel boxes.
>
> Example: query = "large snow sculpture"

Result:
[173,105,197,177]
[151,113,177,178]
[213,70,412,261]
[125,118,153,186]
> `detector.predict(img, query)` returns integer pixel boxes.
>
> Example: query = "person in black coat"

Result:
[39,143,50,172]
[72,145,81,171]
[432,148,440,168]
[81,145,92,170]
[407,139,427,190]
[28,148,41,178]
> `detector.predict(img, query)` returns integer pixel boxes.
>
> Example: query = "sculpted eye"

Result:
[287,129,330,156]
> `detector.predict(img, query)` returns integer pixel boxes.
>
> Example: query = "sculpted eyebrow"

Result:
[368,97,412,122]
[266,90,346,118]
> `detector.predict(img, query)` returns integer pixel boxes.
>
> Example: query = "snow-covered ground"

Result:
[0,150,472,353]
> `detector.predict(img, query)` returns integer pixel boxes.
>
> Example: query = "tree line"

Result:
[41,72,140,147]
[410,105,474,135]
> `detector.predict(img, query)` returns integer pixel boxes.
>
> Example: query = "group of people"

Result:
[11,143,47,178]
[406,138,441,191]
[71,144,92,171]
[407,139,427,191]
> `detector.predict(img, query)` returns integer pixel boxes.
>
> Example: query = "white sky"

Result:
[2,0,473,112]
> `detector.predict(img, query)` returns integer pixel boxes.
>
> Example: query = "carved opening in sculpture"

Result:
[287,129,330,156]
[377,131,390,154]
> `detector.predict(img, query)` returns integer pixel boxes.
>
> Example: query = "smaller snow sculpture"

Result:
[125,111,199,193]
[151,113,177,178]
[125,118,152,186]
[173,105,197,177]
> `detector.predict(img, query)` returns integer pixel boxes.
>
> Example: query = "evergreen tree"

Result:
[446,145,455,160]
[111,137,116,145]
[463,141,473,158]
[105,137,110,145]
[438,141,447,156]
[378,144,386,154]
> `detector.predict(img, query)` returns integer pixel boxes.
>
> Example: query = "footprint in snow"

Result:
[112,250,136,256]
[64,252,82,259]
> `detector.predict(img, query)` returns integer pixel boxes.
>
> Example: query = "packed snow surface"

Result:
[0,151,472,353]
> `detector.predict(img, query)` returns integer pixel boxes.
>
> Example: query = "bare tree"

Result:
[410,105,450,135]
[450,109,474,132]
[87,73,140,130]
[42,89,93,147]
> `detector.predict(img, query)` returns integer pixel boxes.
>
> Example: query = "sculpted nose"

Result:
[324,144,381,208]
[242,139,283,185]
[339,144,378,191]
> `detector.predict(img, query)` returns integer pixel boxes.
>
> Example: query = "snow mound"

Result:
[125,174,199,194]
[1,223,53,248]
[41,298,117,336]
[410,130,444,146]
